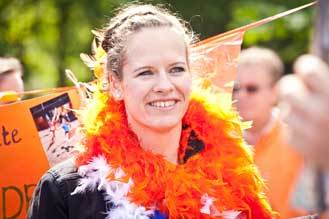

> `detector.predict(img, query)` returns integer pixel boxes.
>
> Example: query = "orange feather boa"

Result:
[76,86,275,219]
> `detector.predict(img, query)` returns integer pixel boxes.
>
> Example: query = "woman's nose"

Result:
[152,71,174,94]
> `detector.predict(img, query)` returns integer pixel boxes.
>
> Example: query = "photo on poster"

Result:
[30,93,80,166]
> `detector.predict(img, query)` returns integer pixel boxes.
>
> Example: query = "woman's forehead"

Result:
[124,27,187,65]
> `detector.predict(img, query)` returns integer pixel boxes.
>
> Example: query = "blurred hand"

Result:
[278,54,329,169]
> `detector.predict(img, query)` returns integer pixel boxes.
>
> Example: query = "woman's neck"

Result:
[128,121,182,164]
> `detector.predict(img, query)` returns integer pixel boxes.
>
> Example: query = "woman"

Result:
[28,4,274,219]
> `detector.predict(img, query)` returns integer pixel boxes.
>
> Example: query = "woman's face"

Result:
[113,27,191,132]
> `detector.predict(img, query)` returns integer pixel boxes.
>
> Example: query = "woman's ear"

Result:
[109,74,123,101]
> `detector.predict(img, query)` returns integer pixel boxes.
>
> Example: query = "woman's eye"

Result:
[170,66,185,74]
[137,70,153,77]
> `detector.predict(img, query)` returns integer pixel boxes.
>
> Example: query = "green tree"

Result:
[228,0,314,72]
[0,0,124,90]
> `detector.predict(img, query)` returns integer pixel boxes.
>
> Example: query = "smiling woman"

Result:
[116,27,192,160]
[28,3,275,219]
[119,28,191,126]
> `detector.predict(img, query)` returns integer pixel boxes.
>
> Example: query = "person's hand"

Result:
[278,54,329,169]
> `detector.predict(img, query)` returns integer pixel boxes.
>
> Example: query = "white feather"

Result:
[200,194,241,219]
[221,210,241,219]
[72,155,154,218]
[200,194,214,214]
[106,202,153,219]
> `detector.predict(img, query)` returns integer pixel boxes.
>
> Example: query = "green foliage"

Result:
[0,0,123,90]
[227,0,314,72]
[0,0,316,90]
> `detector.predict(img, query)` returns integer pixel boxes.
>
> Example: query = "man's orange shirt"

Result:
[254,119,304,219]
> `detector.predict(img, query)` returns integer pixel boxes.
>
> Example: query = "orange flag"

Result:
[190,1,316,92]
[191,32,244,92]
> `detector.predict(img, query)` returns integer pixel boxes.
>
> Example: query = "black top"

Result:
[28,128,204,219]
[27,159,108,219]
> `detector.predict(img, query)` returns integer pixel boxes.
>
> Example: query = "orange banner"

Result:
[191,32,244,92]
[0,89,80,219]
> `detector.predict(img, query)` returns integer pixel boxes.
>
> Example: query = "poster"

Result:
[0,89,80,219]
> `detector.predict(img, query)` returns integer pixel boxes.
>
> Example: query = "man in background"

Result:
[0,57,24,103]
[233,47,304,218]
[0,57,24,93]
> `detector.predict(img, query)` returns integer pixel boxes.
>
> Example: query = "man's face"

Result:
[0,71,24,93]
[233,64,276,123]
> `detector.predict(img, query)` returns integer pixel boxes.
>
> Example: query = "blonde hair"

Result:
[99,4,195,79]
[238,47,284,83]
[0,57,23,77]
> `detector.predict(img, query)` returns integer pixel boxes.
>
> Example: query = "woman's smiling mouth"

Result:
[148,100,179,109]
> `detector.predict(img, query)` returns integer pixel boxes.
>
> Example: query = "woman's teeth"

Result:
[149,100,176,108]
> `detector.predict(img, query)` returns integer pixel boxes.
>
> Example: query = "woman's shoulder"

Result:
[29,159,108,219]
[47,158,80,182]
[37,158,81,195]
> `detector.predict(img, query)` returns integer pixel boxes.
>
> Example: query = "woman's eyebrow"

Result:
[132,61,186,73]
[168,61,186,67]
[133,66,153,73]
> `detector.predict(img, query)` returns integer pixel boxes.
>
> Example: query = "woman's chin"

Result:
[144,117,182,132]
